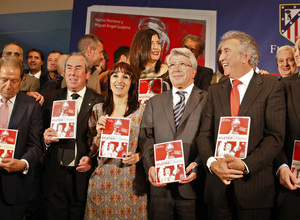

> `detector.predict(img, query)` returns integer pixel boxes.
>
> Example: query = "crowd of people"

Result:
[0,28,300,220]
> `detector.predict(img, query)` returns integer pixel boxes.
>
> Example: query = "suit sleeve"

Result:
[22,102,43,169]
[139,99,155,174]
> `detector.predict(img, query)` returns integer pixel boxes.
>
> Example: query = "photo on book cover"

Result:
[50,100,77,139]
[291,140,300,188]
[154,140,186,184]
[215,117,251,159]
[138,78,162,104]
[99,117,131,159]
[0,129,18,162]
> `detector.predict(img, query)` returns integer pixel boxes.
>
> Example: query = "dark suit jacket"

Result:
[194,65,213,91]
[139,85,207,199]
[1,92,43,205]
[197,73,286,209]
[25,69,49,89]
[42,87,104,201]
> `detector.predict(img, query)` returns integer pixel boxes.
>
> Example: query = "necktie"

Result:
[174,91,186,128]
[61,93,80,166]
[0,99,9,129]
[71,93,80,100]
[230,80,242,116]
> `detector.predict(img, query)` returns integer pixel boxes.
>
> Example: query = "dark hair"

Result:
[48,50,62,57]
[113,46,130,63]
[181,35,205,55]
[26,48,45,61]
[129,28,162,77]
[103,62,139,117]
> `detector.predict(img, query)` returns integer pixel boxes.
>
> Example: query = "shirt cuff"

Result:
[20,159,29,175]
[242,161,249,174]
[276,163,289,176]
[207,157,217,174]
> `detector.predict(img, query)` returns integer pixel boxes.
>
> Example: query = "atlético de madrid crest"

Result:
[280,4,300,43]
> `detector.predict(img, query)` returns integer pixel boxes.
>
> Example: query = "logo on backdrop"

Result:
[280,4,300,43]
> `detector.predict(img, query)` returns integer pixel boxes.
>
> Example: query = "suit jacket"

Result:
[194,65,213,91]
[42,87,104,201]
[1,92,43,205]
[139,85,207,199]
[25,69,49,89]
[20,74,40,92]
[197,72,286,209]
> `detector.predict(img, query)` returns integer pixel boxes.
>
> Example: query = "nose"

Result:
[284,59,289,66]
[219,52,225,63]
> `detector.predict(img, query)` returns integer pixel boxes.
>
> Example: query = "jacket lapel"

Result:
[8,93,27,129]
[219,78,232,116]
[162,91,176,134]
[77,89,95,124]
[239,73,263,116]
[290,74,300,126]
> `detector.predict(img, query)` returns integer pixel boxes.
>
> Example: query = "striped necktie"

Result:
[174,91,186,128]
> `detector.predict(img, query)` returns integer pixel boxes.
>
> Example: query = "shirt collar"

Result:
[0,95,16,104]
[230,69,254,87]
[67,87,86,100]
[172,83,194,97]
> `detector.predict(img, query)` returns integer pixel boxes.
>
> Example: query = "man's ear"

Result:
[85,71,91,80]
[86,46,94,58]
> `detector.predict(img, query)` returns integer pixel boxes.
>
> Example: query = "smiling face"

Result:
[219,38,250,79]
[110,70,131,98]
[149,34,162,63]
[0,64,22,99]
[277,49,297,78]
[168,55,196,90]
[65,55,90,92]
[47,52,61,72]
[26,51,44,73]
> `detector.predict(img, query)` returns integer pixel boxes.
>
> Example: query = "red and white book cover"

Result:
[0,129,18,162]
[50,100,77,139]
[99,117,131,159]
[154,140,186,184]
[215,117,251,159]
[291,140,300,188]
[138,78,162,104]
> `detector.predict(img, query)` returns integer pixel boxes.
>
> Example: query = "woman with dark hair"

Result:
[84,62,147,219]
[129,28,170,90]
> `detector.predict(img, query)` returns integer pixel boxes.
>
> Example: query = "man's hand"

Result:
[211,158,244,185]
[148,166,166,187]
[26,92,44,106]
[44,128,59,144]
[278,166,298,190]
[225,155,245,172]
[179,162,197,184]
[76,156,92,172]
[0,158,26,173]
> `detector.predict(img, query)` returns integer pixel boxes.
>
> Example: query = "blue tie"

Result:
[174,91,186,128]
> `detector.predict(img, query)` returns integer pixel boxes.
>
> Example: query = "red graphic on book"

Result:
[102,118,130,136]
[0,129,18,161]
[52,100,76,117]
[139,79,162,104]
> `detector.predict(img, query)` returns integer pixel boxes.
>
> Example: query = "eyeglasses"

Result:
[168,62,193,69]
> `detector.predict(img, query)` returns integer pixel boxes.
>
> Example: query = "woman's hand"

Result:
[96,116,107,136]
[122,152,140,165]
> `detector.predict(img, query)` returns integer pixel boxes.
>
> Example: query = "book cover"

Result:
[154,140,186,184]
[99,117,131,158]
[215,117,251,159]
[50,100,77,139]
[0,129,18,162]
[138,78,162,104]
[291,140,300,188]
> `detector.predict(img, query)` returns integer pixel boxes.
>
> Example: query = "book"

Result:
[215,117,251,159]
[99,117,131,158]
[138,78,162,104]
[0,129,18,162]
[50,100,77,139]
[154,140,186,184]
[291,140,300,188]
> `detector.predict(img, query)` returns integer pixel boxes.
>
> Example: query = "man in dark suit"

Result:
[0,56,43,219]
[139,48,207,219]
[197,31,286,220]
[181,34,213,91]
[43,52,104,219]
[275,72,300,219]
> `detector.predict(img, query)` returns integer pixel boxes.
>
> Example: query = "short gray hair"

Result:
[276,45,295,63]
[0,56,24,79]
[166,48,198,69]
[219,30,260,68]
[64,52,91,74]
